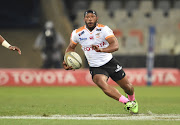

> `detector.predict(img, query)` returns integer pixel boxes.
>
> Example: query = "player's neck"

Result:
[86,24,97,32]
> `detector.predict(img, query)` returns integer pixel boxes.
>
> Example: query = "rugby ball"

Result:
[64,52,82,69]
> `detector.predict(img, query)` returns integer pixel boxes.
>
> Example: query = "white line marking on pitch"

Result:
[0,114,180,121]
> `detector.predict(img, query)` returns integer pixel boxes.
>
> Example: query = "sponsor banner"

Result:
[0,69,94,86]
[0,68,180,86]
[124,68,180,86]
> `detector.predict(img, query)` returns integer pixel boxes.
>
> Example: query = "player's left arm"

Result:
[0,35,21,55]
[92,36,119,53]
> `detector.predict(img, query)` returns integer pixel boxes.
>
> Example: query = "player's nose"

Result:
[88,17,92,20]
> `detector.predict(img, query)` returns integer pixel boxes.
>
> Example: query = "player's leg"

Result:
[92,74,129,104]
[115,76,138,114]
[116,76,135,101]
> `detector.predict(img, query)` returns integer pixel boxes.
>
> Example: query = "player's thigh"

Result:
[93,74,109,89]
[115,76,133,89]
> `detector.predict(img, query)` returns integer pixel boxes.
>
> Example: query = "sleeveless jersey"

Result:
[71,24,115,67]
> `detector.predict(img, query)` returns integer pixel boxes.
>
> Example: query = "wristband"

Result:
[2,40,11,48]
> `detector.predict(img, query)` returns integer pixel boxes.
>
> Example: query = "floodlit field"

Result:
[0,86,179,125]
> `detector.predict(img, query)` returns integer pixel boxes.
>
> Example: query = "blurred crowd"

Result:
[0,0,180,68]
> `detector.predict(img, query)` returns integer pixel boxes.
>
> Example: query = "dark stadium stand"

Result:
[0,0,180,68]
[63,0,180,68]
[0,0,41,28]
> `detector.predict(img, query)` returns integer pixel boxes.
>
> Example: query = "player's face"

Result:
[84,13,98,29]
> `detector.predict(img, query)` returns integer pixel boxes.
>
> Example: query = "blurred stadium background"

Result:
[0,0,180,124]
[0,0,180,68]
[0,0,180,86]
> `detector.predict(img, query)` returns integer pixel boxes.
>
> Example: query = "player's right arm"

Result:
[65,39,77,53]
[63,32,78,70]
[0,35,21,55]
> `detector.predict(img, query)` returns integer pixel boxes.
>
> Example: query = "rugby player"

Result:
[63,10,138,114]
[0,35,21,54]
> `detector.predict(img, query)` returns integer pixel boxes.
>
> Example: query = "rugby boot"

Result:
[124,101,138,114]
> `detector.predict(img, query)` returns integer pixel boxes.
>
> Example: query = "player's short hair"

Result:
[84,10,97,17]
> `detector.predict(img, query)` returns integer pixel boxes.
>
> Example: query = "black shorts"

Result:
[89,57,126,81]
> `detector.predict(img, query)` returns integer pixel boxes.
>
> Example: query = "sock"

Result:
[119,95,129,104]
[128,93,135,101]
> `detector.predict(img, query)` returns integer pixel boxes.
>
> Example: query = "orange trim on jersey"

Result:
[85,28,94,34]
[105,35,115,40]
[83,24,104,34]
[84,26,96,34]
[98,24,105,27]
[76,25,85,33]
[71,40,78,45]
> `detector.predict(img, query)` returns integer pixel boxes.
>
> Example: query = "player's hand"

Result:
[92,45,103,52]
[9,46,21,55]
[63,61,75,71]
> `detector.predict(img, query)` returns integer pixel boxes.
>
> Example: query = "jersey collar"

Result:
[84,24,98,34]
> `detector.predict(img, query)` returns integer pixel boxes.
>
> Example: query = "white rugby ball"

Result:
[64,52,82,69]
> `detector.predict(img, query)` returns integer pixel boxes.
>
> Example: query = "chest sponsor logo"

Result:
[78,31,85,36]
[89,36,94,40]
[82,42,106,51]
[96,28,101,31]
[79,38,87,41]
[95,33,100,38]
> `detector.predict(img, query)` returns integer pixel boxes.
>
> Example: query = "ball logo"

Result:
[68,58,77,69]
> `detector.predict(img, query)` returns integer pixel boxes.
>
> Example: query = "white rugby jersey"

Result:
[71,24,115,67]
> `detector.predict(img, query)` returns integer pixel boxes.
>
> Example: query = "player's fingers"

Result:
[9,46,14,50]
[63,65,69,70]
[63,61,68,68]
[63,62,71,70]
[69,66,75,70]
[63,61,75,70]
[64,66,73,70]
[15,47,21,55]
[63,63,68,69]
[18,50,21,55]
[9,46,17,51]
[92,45,101,52]
[9,46,21,55]
[92,45,97,49]
[64,66,70,70]
[63,61,66,65]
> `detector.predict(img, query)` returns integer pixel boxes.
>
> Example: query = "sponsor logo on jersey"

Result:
[82,42,106,51]
[89,36,94,40]
[115,64,122,72]
[79,38,87,41]
[78,31,85,36]
[96,28,101,31]
[95,33,100,38]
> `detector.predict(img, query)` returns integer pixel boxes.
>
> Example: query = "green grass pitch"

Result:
[0,86,179,125]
